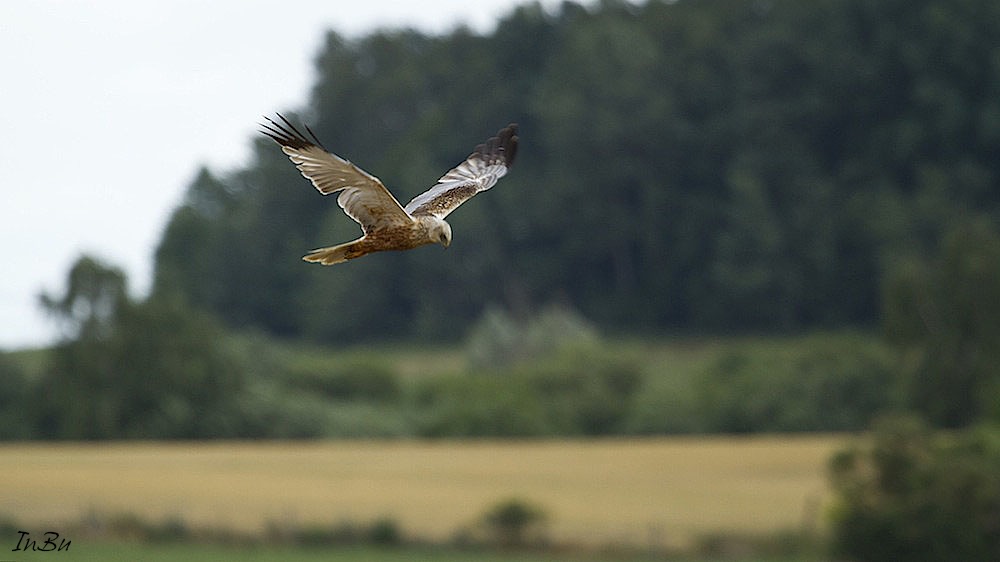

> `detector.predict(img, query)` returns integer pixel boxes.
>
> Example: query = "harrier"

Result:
[260,114,518,265]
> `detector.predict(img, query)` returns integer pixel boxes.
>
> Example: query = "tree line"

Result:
[152,0,1000,342]
[5,216,998,439]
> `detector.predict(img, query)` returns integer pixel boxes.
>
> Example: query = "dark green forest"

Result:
[153,0,1000,341]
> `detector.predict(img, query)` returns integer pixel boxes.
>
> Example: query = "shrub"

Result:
[285,358,400,402]
[696,334,896,433]
[235,380,413,439]
[624,369,706,435]
[414,344,644,437]
[516,347,643,435]
[829,415,1000,562]
[289,517,401,547]
[413,375,553,437]
[480,498,548,547]
[368,517,402,545]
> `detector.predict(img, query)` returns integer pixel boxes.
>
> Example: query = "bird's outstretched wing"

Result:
[404,124,518,219]
[260,114,414,232]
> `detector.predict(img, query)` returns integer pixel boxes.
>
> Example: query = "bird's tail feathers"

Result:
[302,239,365,265]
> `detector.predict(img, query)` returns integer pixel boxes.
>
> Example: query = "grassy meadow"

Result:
[1,436,842,551]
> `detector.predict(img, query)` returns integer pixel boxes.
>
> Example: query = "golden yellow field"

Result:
[1,436,844,548]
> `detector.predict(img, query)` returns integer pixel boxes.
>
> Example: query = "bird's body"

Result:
[303,214,450,264]
[260,114,518,265]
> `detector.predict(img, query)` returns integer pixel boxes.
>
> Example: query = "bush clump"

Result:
[829,415,1000,562]
[480,498,548,547]
[696,334,896,433]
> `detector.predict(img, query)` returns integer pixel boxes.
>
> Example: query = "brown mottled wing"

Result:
[260,114,414,233]
[404,123,518,219]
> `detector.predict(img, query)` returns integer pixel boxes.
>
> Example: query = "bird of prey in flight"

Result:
[260,114,518,265]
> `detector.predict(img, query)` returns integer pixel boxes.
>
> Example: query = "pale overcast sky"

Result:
[0,0,564,349]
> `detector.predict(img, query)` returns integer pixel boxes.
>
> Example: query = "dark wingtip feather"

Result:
[258,113,326,151]
[503,123,519,168]
[474,123,519,168]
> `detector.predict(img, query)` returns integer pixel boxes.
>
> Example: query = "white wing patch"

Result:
[404,123,518,219]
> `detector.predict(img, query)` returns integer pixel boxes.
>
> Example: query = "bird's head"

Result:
[435,220,452,248]
[419,215,452,248]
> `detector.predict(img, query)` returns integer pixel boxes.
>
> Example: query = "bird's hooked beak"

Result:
[440,235,451,249]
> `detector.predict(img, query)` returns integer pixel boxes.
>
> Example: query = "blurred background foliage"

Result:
[1,0,997,442]
[3,1,1000,557]
[151,0,1000,341]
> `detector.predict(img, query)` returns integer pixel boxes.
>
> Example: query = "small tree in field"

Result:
[481,498,548,547]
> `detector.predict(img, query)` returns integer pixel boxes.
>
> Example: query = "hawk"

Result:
[260,114,518,265]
